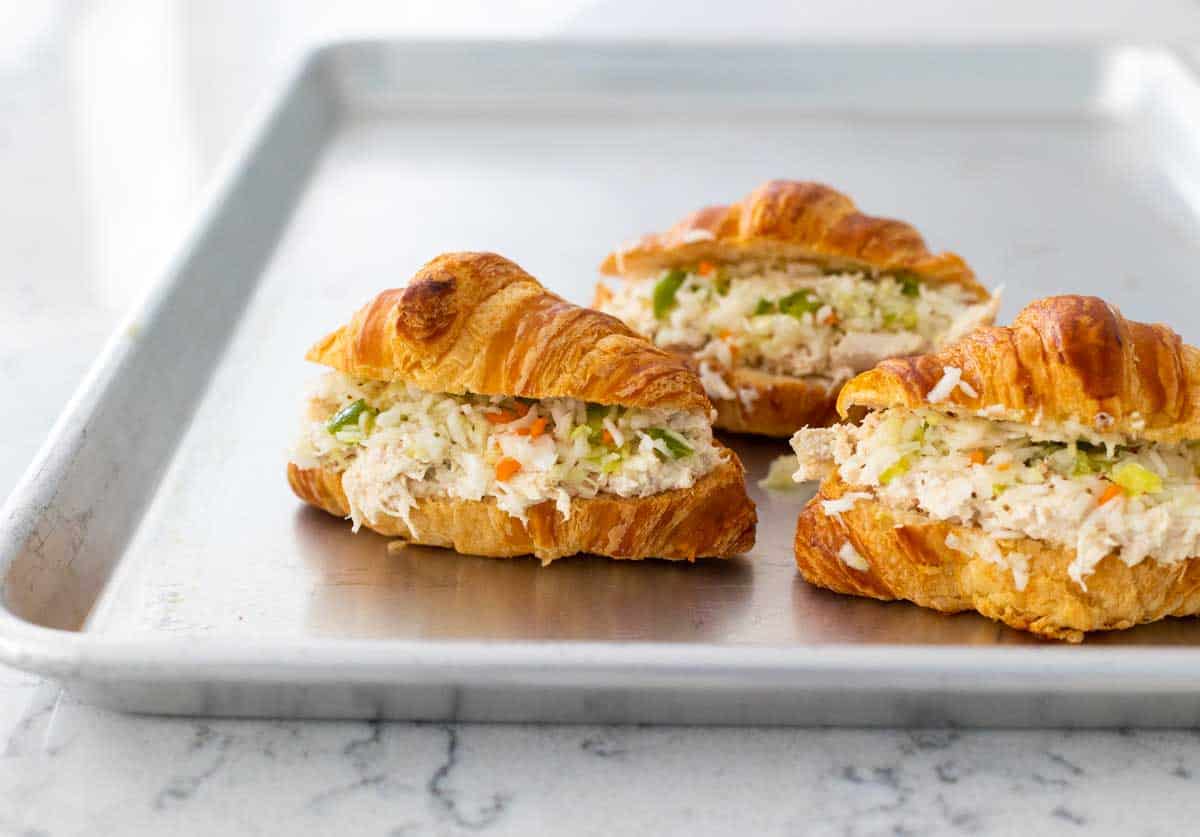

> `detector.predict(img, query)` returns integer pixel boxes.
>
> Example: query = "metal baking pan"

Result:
[6,41,1200,725]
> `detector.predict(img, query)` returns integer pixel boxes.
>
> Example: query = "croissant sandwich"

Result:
[791,295,1200,641]
[594,180,999,437]
[288,252,756,564]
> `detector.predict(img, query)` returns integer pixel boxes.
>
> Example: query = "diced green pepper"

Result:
[646,427,694,459]
[326,399,374,435]
[652,269,687,319]
[752,298,777,316]
[1111,461,1162,496]
[897,273,921,297]
[778,289,822,319]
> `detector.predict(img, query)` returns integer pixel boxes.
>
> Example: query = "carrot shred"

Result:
[602,429,615,446]
[485,410,517,424]
[697,261,715,276]
[495,457,522,481]
[995,461,1011,472]
[512,402,530,417]
[1098,482,1124,506]
[968,450,986,465]
[518,417,547,437]
[825,312,840,326]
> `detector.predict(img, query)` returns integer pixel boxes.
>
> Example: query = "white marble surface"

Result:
[4,3,1200,834]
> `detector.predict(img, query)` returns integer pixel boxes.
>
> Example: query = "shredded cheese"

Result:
[837,541,870,571]
[926,366,962,403]
[821,492,873,516]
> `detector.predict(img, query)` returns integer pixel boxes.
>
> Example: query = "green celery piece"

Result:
[586,403,611,428]
[752,298,777,316]
[652,269,687,319]
[646,427,693,459]
[897,273,921,297]
[326,399,373,435]
[1071,450,1096,477]
[879,456,911,485]
[1111,461,1163,496]
[778,289,822,319]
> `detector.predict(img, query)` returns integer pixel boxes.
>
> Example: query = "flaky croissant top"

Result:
[838,295,1200,443]
[306,252,712,414]
[599,179,988,300]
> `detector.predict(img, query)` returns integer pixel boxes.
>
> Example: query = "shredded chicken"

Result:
[830,331,927,375]
[597,261,996,402]
[292,372,720,529]
[792,407,1200,588]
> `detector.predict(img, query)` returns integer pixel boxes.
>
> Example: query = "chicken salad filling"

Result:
[792,407,1200,588]
[597,261,996,402]
[291,372,721,534]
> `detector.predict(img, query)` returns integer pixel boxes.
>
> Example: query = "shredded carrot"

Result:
[824,312,840,326]
[968,450,986,465]
[697,261,715,276]
[718,329,732,340]
[518,417,548,438]
[1098,482,1124,506]
[995,461,1011,472]
[485,403,529,424]
[602,429,615,446]
[495,457,522,481]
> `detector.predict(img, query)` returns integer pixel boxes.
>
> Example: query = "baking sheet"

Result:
[7,42,1200,724]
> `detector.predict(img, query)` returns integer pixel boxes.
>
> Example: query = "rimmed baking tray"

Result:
[6,41,1200,725]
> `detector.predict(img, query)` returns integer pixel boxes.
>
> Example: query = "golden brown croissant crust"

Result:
[308,251,710,415]
[680,360,839,438]
[795,473,1200,642]
[288,449,757,563]
[838,295,1200,443]
[599,179,987,299]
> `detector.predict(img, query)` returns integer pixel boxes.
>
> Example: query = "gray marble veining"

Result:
[0,684,1199,835]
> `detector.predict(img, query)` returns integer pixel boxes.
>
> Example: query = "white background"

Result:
[5,2,1200,834]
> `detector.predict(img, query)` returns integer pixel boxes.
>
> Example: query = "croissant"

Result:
[593,180,998,436]
[792,295,1200,641]
[288,251,756,563]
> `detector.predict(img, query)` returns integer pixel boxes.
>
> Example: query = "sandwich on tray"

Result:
[594,180,999,437]
[288,251,756,564]
[791,295,1200,641]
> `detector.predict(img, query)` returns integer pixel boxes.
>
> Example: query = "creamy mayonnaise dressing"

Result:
[291,372,720,533]
[793,408,1200,588]
[598,262,996,401]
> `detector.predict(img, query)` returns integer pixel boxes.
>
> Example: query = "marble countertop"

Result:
[3,3,1200,834]
[2,682,1200,834]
